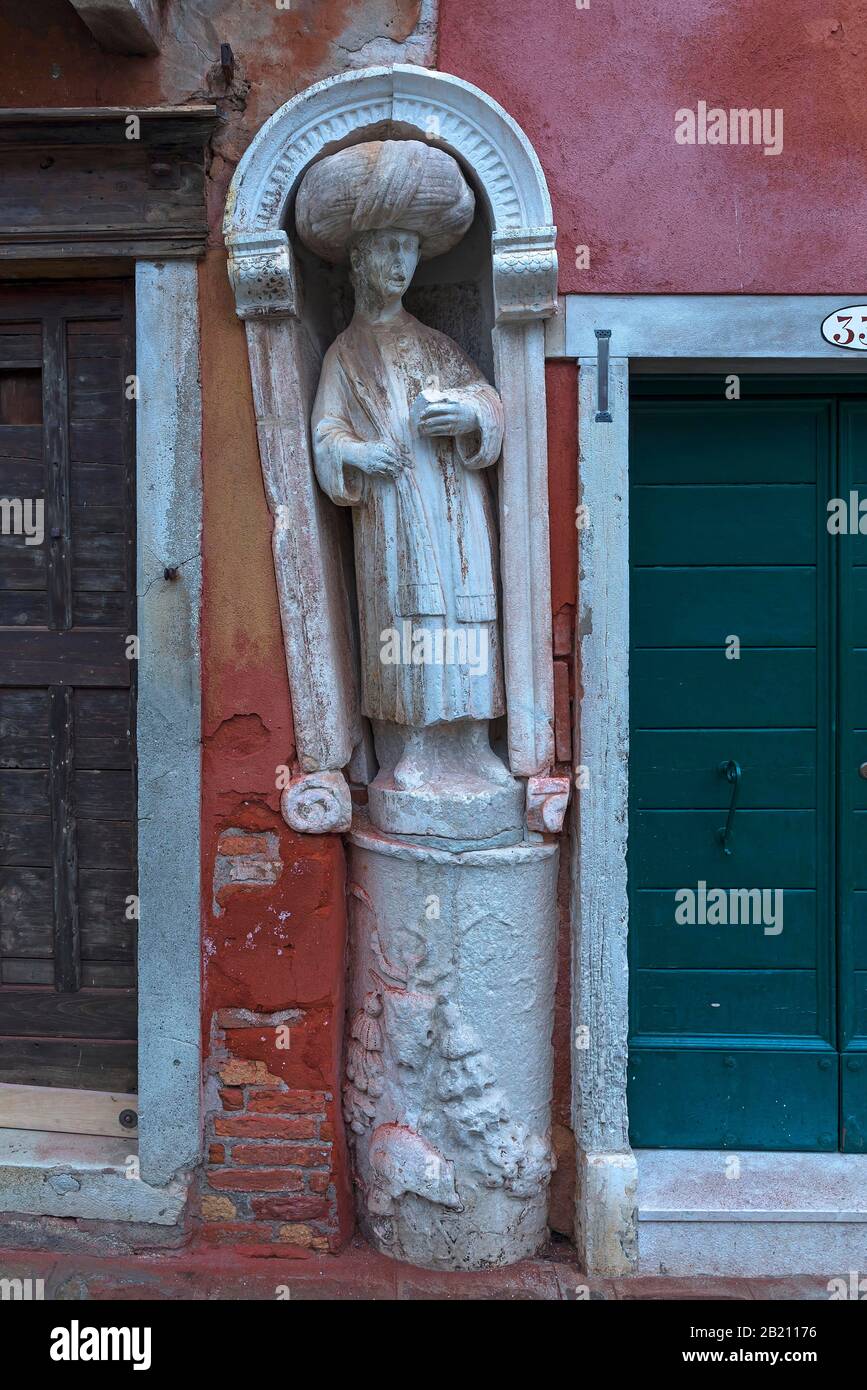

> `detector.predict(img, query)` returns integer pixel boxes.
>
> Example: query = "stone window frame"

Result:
[549,293,867,1274]
[0,261,202,1227]
[223,64,561,803]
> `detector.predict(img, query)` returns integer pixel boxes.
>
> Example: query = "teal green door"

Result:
[627,377,867,1152]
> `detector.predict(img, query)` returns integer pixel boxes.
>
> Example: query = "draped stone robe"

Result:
[312,310,505,728]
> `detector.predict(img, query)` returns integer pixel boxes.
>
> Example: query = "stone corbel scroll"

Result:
[224,66,560,828]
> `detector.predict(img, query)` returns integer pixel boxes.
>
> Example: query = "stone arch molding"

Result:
[224,65,559,830]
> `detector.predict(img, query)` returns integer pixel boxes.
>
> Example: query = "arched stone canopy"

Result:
[225,64,554,245]
[224,64,559,787]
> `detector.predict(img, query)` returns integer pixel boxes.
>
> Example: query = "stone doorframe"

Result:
[548,293,867,1275]
[223,65,560,799]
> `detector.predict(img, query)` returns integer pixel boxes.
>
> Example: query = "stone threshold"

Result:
[637,1149,867,1277]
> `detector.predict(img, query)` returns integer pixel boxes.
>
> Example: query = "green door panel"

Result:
[631,650,816,729]
[627,1049,839,1152]
[632,567,817,648]
[842,1061,867,1151]
[628,379,836,1151]
[633,889,817,969]
[635,970,819,1037]
[630,810,817,887]
[631,401,825,484]
[631,730,816,809]
[632,485,816,566]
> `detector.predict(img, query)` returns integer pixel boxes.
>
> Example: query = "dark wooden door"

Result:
[627,377,867,1152]
[0,281,137,1095]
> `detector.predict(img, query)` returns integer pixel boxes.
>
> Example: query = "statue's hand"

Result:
[342,439,405,480]
[417,395,479,437]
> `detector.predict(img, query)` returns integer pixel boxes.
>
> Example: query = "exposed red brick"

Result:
[247,1089,326,1114]
[308,1172,330,1194]
[207,1169,304,1192]
[218,1060,282,1087]
[215,1115,318,1140]
[197,1222,272,1245]
[208,1143,226,1165]
[553,608,573,657]
[251,1196,328,1222]
[553,659,572,763]
[234,1143,329,1167]
[218,1087,244,1111]
[218,833,273,856]
[319,1119,334,1141]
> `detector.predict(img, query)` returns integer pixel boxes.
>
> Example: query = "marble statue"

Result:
[296,140,522,840]
[290,136,557,1268]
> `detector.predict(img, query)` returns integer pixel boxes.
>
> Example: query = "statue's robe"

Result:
[312,310,505,728]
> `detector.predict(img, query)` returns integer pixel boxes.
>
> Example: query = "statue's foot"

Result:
[472,742,516,787]
[391,752,428,792]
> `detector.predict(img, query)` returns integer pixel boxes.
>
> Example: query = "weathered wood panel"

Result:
[0,282,137,1095]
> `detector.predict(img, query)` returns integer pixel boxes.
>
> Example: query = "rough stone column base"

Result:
[575,1149,638,1275]
[345,816,558,1271]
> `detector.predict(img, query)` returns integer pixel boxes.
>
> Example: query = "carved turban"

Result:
[295,139,475,263]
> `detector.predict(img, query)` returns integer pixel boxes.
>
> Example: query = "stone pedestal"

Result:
[344,817,558,1270]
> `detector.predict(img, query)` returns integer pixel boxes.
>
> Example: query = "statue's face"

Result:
[350,228,421,301]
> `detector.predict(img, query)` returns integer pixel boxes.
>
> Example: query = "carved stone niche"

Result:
[225,66,562,1270]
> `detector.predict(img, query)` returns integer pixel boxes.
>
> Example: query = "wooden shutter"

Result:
[0,281,137,1103]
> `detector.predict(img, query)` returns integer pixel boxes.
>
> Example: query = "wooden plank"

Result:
[0,989,136,1038]
[2,960,135,988]
[79,870,136,960]
[77,818,134,870]
[72,592,127,627]
[0,1080,137,1137]
[69,420,124,465]
[0,592,49,625]
[0,768,49,813]
[0,689,50,767]
[0,1038,135,1091]
[0,814,51,865]
[73,769,134,819]
[0,867,52,956]
[0,369,42,425]
[68,355,123,421]
[43,314,71,632]
[71,461,126,508]
[49,686,79,992]
[0,457,45,494]
[0,536,46,590]
[72,508,127,591]
[0,630,130,686]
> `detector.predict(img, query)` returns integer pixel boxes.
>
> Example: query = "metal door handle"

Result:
[717,759,741,856]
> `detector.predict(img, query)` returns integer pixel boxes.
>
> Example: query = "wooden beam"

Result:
[68,0,162,56]
[0,106,217,262]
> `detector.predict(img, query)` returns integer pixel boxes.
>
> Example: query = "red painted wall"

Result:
[439,0,867,294]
